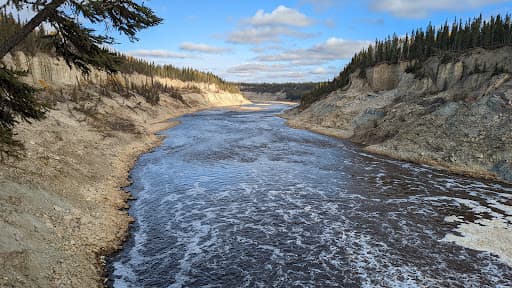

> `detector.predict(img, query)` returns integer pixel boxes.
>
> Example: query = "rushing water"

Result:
[109,103,512,287]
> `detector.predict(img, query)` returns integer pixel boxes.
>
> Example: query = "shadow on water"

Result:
[108,103,512,287]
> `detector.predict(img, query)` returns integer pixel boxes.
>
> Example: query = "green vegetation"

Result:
[0,11,53,55]
[301,14,512,109]
[0,0,161,157]
[240,82,317,101]
[0,11,239,94]
[0,68,45,159]
[116,55,239,94]
[0,4,237,157]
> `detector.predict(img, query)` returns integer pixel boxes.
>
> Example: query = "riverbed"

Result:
[109,103,512,287]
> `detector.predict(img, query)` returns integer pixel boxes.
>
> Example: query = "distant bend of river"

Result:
[109,103,512,287]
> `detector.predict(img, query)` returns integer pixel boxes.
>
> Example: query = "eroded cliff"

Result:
[0,52,249,287]
[285,47,512,182]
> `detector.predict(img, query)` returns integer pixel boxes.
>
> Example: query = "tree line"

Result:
[301,14,512,109]
[240,82,318,101]
[115,54,239,94]
[0,11,53,55]
[0,2,237,158]
[0,11,239,93]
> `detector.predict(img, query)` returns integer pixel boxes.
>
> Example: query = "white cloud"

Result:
[227,5,317,44]
[127,49,192,59]
[179,42,231,54]
[246,5,314,27]
[250,44,284,53]
[370,0,508,18]
[229,71,308,83]
[225,62,317,82]
[256,37,371,65]
[311,67,328,74]
[227,63,289,74]
[228,26,315,44]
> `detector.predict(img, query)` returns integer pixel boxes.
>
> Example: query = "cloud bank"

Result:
[227,5,316,44]
[127,50,191,59]
[370,0,508,18]
[246,5,313,27]
[256,37,372,65]
[180,42,231,54]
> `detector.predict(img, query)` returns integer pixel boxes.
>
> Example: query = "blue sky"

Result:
[79,1,512,82]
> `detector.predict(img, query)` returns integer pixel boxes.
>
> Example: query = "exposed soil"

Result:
[0,64,249,287]
[283,47,512,184]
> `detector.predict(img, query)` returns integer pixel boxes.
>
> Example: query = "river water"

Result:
[109,103,512,287]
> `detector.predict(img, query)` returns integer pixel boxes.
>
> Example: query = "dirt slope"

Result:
[284,47,512,183]
[0,52,249,287]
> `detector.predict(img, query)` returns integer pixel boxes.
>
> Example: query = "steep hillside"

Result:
[284,46,512,182]
[0,51,249,287]
[240,82,317,102]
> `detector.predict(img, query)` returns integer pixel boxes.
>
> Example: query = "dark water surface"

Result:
[109,104,512,287]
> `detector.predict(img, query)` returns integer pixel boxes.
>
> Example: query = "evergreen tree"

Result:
[0,0,161,156]
[301,13,512,109]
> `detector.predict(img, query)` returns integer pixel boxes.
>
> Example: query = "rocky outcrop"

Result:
[285,47,512,182]
[3,51,249,106]
[366,63,400,91]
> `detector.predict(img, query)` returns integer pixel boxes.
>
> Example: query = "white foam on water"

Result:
[112,213,149,287]
[168,211,217,288]
[260,245,285,262]
[346,232,429,288]
[424,196,503,218]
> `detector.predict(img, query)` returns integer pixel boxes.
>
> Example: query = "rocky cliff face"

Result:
[3,51,249,106]
[285,47,512,182]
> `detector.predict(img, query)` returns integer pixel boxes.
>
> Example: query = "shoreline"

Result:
[98,105,260,285]
[282,116,512,268]
[99,113,189,285]
[282,117,511,186]
[0,86,250,287]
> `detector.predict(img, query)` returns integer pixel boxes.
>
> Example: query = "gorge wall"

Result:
[0,52,249,287]
[284,47,512,182]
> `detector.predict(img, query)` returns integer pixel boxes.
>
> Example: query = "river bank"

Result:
[283,47,512,185]
[282,113,510,185]
[0,80,249,287]
[108,103,512,287]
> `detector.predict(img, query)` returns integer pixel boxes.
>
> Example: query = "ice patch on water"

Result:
[444,215,465,223]
[439,190,512,268]
[442,218,512,267]
[487,199,512,216]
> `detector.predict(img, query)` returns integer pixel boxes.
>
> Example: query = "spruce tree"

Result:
[301,13,512,109]
[0,0,162,157]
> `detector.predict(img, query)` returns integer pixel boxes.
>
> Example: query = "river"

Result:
[108,103,512,287]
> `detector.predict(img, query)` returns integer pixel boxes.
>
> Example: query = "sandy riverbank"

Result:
[0,85,249,287]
